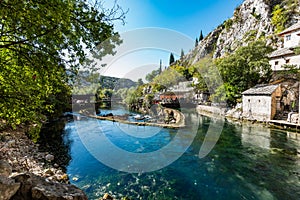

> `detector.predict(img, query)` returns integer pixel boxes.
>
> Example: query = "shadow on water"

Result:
[38,117,72,170]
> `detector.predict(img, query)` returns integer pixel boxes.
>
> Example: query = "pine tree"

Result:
[159,59,162,74]
[195,38,199,47]
[169,53,175,65]
[199,30,204,41]
[180,49,185,59]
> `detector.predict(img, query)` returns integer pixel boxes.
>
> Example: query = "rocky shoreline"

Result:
[0,128,87,200]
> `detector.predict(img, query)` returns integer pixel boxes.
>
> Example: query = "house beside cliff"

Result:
[242,84,281,121]
[269,22,300,71]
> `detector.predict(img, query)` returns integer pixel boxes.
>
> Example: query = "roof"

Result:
[268,47,294,58]
[242,84,280,95]
[279,22,300,36]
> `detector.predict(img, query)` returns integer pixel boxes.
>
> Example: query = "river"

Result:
[61,107,300,199]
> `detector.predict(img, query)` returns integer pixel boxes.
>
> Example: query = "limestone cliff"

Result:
[185,0,300,65]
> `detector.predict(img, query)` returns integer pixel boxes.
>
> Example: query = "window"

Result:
[275,61,279,65]
[286,59,290,64]
[286,34,291,41]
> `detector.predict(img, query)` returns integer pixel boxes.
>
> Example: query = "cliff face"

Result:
[185,0,300,65]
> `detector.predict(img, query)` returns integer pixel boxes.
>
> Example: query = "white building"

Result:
[242,84,282,121]
[269,22,300,71]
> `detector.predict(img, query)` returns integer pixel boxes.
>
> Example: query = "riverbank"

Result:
[197,105,300,133]
[81,107,185,129]
[0,127,87,199]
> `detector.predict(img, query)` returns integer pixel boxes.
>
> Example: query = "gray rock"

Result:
[11,173,87,200]
[0,160,12,177]
[45,154,54,162]
[183,0,299,63]
[0,176,20,200]
[7,139,16,147]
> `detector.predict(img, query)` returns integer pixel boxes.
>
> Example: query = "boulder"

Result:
[0,160,12,177]
[0,176,20,200]
[11,173,88,200]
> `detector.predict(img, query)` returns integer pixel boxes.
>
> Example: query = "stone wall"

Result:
[242,95,272,121]
[196,105,226,116]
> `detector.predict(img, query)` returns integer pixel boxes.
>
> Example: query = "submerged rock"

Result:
[103,193,114,200]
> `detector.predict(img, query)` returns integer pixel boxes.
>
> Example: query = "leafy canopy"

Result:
[213,40,273,106]
[0,0,125,132]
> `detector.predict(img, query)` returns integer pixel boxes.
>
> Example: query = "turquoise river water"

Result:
[63,107,300,199]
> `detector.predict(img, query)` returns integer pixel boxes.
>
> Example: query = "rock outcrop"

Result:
[0,161,20,200]
[0,129,87,200]
[11,173,87,200]
[184,0,300,64]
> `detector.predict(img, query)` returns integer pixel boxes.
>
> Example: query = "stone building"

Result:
[242,84,282,121]
[269,22,300,71]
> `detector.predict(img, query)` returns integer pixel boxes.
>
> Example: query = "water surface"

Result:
[64,108,300,199]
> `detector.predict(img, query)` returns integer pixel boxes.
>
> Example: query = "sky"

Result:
[98,0,244,81]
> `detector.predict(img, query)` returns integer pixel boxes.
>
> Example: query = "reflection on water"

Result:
[241,123,271,149]
[63,108,300,199]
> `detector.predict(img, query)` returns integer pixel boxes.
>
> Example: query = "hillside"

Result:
[185,0,300,64]
[99,76,137,90]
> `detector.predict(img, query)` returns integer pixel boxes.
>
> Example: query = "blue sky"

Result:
[113,0,243,38]
[99,0,244,81]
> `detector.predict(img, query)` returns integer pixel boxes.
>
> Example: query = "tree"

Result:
[213,40,273,106]
[145,69,160,82]
[153,68,184,88]
[199,30,204,41]
[169,53,175,65]
[0,0,125,135]
[159,59,162,74]
[180,49,185,60]
[137,78,144,86]
[195,38,199,47]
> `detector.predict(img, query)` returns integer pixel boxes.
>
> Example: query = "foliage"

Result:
[199,30,204,41]
[137,78,144,86]
[190,57,213,93]
[271,4,288,33]
[145,68,161,82]
[195,38,199,47]
[213,40,273,106]
[244,30,258,43]
[0,0,124,133]
[223,19,233,31]
[180,49,185,60]
[294,47,300,55]
[282,64,300,77]
[152,67,185,88]
[169,53,175,65]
